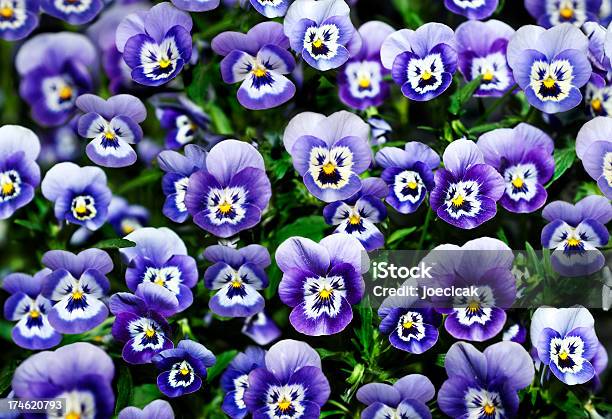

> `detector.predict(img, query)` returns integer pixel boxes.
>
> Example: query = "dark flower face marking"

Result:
[308,145,354,190]
[529,59,573,103]
[503,163,538,202]
[464,387,505,419]
[264,384,307,418]
[304,23,340,60]
[393,170,425,204]
[549,335,586,374]
[443,180,481,220]
[407,53,445,95]
[396,311,426,342]
[206,186,248,226]
[304,275,346,319]
[0,169,21,202]
[71,195,97,221]
[546,0,587,25]
[345,60,383,99]
[42,75,77,112]
[168,360,195,388]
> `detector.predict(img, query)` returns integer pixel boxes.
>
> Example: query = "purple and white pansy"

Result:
[116,2,193,86]
[375,141,440,214]
[276,234,367,336]
[524,0,602,27]
[221,346,266,418]
[323,177,388,251]
[584,78,612,117]
[576,117,612,199]
[283,111,371,202]
[455,19,515,97]
[241,310,282,345]
[430,139,505,229]
[0,0,39,41]
[171,0,220,12]
[283,0,356,71]
[107,196,149,236]
[120,227,199,312]
[0,125,41,220]
[41,248,113,334]
[381,23,457,101]
[41,162,112,230]
[506,23,591,113]
[185,140,272,238]
[243,339,331,418]
[477,123,555,213]
[437,341,535,418]
[203,244,270,318]
[212,22,296,110]
[119,400,175,419]
[444,0,499,20]
[40,0,103,24]
[76,94,147,168]
[2,269,62,350]
[249,0,290,17]
[152,339,216,397]
[357,374,435,419]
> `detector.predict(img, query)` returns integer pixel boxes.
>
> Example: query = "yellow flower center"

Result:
[349,214,360,225]
[567,237,580,247]
[59,86,73,100]
[218,201,232,214]
[483,404,496,415]
[0,7,13,18]
[252,67,267,78]
[75,204,88,215]
[559,351,569,360]
[451,194,465,207]
[154,276,165,286]
[543,77,556,89]
[159,59,171,69]
[358,77,371,88]
[72,290,84,300]
[560,6,573,19]
[231,279,242,288]
[407,181,418,190]
[145,327,155,338]
[123,224,136,234]
[29,310,40,318]
[482,70,494,82]
[104,131,115,140]
[468,301,480,313]
[421,71,433,81]
[402,321,413,329]
[1,182,14,195]
[278,398,292,412]
[180,367,190,375]
[319,288,332,299]
[592,98,602,111]
[65,412,80,419]
[322,162,336,175]
[312,38,323,48]
[512,177,524,188]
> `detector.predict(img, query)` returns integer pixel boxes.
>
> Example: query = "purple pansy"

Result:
[152,339,216,397]
[204,244,270,318]
[503,322,528,343]
[158,144,207,223]
[276,234,367,336]
[337,21,394,110]
[429,139,505,229]
[108,196,150,236]
[357,374,435,419]
[151,93,212,149]
[242,311,282,345]
[2,269,62,350]
[76,94,147,168]
[323,177,388,251]
[606,21,612,69]
[283,111,371,202]
[120,227,198,312]
[444,0,498,20]
[375,141,440,214]
[41,249,113,334]
[456,19,515,97]
[184,140,272,238]
[119,400,175,419]
[250,0,290,17]
[41,162,112,230]
[116,2,193,86]
[541,195,611,276]
[584,78,612,116]
[221,346,266,418]
[437,341,535,418]
[11,343,115,419]
[531,306,600,384]
[477,123,555,213]
[381,23,457,101]
[506,23,591,113]
[16,32,96,127]
[576,117,612,199]
[525,0,602,27]
[40,0,103,24]
[110,283,178,364]
[213,22,296,110]
[283,0,356,71]
[583,22,610,76]
[424,237,516,341]
[243,339,331,418]
[171,0,219,12]
[0,0,39,41]
[0,125,41,220]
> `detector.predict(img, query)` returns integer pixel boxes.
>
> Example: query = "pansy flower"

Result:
[185,140,272,238]
[357,374,435,419]
[2,269,62,350]
[583,22,610,76]
[323,177,388,251]
[244,339,331,418]
[116,2,193,86]
[249,0,290,17]
[41,249,113,334]
[368,116,392,145]
[283,0,356,71]
[456,20,515,97]
[203,244,270,317]
[119,400,175,419]
[430,139,504,229]
[108,196,149,236]
[41,162,112,230]
[110,283,178,364]
[503,322,528,343]
[584,79,612,116]
[276,234,367,336]
[152,339,216,397]
[76,94,147,168]
[338,21,394,110]
[151,93,212,149]
[375,141,440,214]
[171,0,219,12]
[158,144,207,223]
[40,0,103,24]
[477,123,555,213]
[444,0,499,20]
[381,23,457,101]
[242,311,282,345]
[12,343,115,419]
[283,111,371,202]
[423,237,516,341]
[212,22,296,110]
[576,117,612,199]
[506,23,591,113]
[0,0,39,41]
[438,341,535,418]
[120,227,198,312]
[531,306,600,384]
[0,125,41,220]
[541,195,611,276]
[16,32,97,127]
[525,0,602,27]
[221,346,266,419]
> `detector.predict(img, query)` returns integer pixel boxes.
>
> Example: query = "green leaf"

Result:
[386,227,418,245]
[273,215,329,246]
[13,219,44,232]
[206,103,234,135]
[131,384,161,409]
[115,169,162,194]
[448,76,483,116]
[525,242,544,278]
[0,359,17,395]
[436,353,446,368]
[93,238,136,249]
[114,366,133,415]
[546,147,575,188]
[207,350,238,382]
